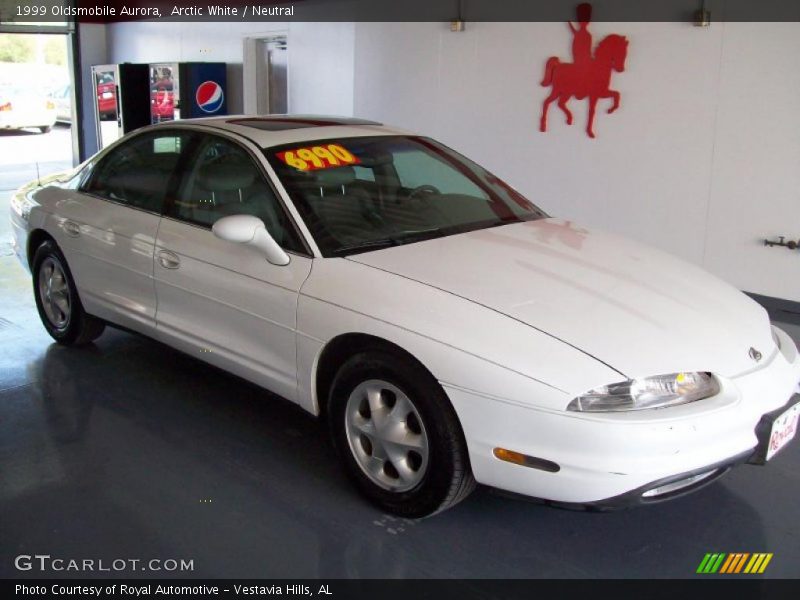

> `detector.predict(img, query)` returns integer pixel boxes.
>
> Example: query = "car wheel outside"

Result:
[32,240,105,346]
[329,350,475,518]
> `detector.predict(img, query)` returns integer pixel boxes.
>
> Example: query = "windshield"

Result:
[265,135,546,256]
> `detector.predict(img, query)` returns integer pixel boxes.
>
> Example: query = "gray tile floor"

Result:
[1,130,798,579]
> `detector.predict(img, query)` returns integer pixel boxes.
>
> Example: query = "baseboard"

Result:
[746,292,800,325]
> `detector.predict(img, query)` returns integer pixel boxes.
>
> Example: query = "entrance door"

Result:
[243,35,288,115]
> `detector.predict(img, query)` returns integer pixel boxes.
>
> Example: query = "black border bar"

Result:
[5,579,800,600]
[4,0,800,24]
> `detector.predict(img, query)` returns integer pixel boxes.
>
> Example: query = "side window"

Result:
[84,131,188,213]
[170,134,304,253]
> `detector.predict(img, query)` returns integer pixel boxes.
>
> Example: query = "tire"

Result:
[32,240,105,346]
[39,126,52,134]
[329,350,476,518]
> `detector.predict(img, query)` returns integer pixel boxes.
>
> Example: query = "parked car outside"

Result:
[0,82,57,133]
[51,84,71,124]
[96,73,116,120]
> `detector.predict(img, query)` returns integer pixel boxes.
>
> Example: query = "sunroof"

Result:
[227,116,382,131]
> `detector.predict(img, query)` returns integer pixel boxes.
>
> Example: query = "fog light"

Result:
[642,469,718,498]
[493,448,560,472]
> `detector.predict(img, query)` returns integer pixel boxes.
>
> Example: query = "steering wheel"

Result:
[406,184,441,201]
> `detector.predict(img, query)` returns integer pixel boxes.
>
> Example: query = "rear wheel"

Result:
[32,240,105,345]
[329,351,475,517]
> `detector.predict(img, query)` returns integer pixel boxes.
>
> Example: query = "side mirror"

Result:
[212,214,290,266]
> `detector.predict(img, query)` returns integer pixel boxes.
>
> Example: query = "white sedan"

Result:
[0,83,57,133]
[9,116,800,517]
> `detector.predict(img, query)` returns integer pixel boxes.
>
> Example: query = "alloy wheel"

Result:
[38,256,71,330]
[344,379,430,492]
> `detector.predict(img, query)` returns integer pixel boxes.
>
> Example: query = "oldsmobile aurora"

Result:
[10,116,800,517]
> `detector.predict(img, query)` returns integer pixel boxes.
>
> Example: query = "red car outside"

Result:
[96,74,116,120]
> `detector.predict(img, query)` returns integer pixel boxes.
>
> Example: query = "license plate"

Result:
[101,92,112,99]
[766,402,800,461]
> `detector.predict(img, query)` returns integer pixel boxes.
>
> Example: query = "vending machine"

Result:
[148,62,228,124]
[91,63,151,150]
[149,63,177,123]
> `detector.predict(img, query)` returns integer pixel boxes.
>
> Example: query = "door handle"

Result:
[62,220,81,237]
[157,250,181,269]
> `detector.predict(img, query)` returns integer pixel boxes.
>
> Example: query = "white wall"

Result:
[106,20,355,117]
[353,22,800,302]
[704,23,800,302]
[285,22,355,116]
[101,20,800,302]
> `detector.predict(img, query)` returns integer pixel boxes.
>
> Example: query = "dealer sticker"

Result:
[766,402,800,461]
[276,143,361,171]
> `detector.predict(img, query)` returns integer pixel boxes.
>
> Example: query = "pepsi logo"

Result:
[195,81,224,114]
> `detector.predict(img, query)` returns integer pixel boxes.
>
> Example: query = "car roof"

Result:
[153,114,412,148]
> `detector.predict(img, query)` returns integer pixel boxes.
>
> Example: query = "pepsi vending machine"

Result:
[148,62,227,124]
[91,63,151,150]
[182,62,227,118]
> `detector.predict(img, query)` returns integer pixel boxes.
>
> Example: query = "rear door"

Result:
[65,129,192,332]
[153,131,312,402]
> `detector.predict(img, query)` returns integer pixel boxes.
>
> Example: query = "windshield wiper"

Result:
[332,228,449,257]
[333,223,518,257]
[331,238,401,256]
[397,227,448,240]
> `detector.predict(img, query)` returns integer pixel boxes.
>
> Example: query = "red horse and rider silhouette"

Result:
[540,3,629,138]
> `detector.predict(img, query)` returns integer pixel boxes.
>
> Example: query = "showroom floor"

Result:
[1,131,799,579]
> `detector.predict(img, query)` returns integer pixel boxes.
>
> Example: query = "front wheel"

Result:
[329,351,475,518]
[39,125,52,134]
[32,240,105,345]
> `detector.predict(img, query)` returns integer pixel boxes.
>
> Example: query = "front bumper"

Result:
[493,448,754,511]
[9,194,32,273]
[0,111,56,130]
[444,327,800,506]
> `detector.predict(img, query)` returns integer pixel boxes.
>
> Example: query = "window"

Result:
[265,136,545,256]
[83,131,190,213]
[393,149,487,198]
[169,134,304,253]
[352,165,375,182]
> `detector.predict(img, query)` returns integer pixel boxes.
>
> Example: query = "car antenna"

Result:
[36,162,41,186]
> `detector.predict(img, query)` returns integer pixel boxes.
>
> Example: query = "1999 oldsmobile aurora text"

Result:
[10,115,800,517]
[32,5,296,18]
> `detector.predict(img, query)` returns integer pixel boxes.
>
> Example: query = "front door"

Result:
[153,131,312,402]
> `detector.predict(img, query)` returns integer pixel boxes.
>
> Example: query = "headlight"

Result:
[567,372,719,412]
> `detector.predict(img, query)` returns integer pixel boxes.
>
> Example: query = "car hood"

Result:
[347,218,775,379]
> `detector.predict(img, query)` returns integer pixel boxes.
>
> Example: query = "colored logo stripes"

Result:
[696,553,773,574]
